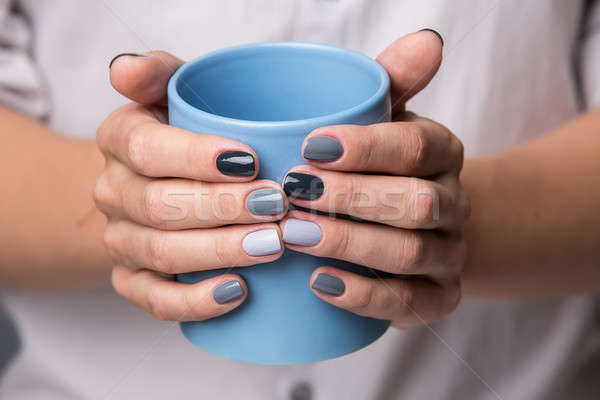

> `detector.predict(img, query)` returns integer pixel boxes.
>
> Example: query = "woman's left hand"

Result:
[280,30,470,328]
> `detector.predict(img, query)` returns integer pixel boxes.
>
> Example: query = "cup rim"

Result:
[167,41,390,129]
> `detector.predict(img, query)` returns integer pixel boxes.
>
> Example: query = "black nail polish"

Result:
[283,172,324,200]
[216,151,255,176]
[109,53,144,68]
[419,28,444,46]
[312,273,345,296]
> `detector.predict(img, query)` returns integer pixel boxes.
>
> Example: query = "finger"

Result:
[309,267,460,327]
[109,50,184,106]
[94,164,286,229]
[96,104,258,181]
[376,29,443,114]
[281,212,465,278]
[112,265,247,321]
[302,118,463,176]
[282,166,465,229]
[104,220,283,274]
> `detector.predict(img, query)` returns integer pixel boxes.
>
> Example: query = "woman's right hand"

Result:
[94,51,286,321]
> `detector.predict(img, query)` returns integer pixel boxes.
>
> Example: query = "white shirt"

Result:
[1,1,599,399]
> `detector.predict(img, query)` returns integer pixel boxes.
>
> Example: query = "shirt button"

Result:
[289,382,312,400]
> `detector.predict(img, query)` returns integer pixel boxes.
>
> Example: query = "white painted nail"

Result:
[242,229,281,256]
[282,219,322,246]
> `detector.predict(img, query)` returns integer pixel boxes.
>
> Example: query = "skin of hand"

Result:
[95,51,289,321]
[280,30,470,328]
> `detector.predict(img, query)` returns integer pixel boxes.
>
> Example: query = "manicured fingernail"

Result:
[303,136,343,162]
[109,53,144,68]
[419,28,444,46]
[312,273,345,296]
[216,151,255,176]
[283,219,322,246]
[283,172,324,200]
[246,188,285,215]
[242,229,281,256]
[213,280,244,304]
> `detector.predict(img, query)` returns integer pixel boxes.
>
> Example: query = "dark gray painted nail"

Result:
[283,173,324,200]
[213,280,244,304]
[311,273,345,296]
[246,188,285,215]
[419,28,444,46]
[109,53,144,68]
[303,136,343,161]
[216,151,255,176]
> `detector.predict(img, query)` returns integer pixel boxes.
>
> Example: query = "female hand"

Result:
[94,51,287,321]
[280,30,470,328]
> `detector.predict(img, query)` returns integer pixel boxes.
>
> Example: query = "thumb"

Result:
[109,50,185,106]
[376,29,443,114]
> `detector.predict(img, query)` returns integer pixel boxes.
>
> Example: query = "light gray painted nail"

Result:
[213,280,244,304]
[242,229,281,256]
[282,218,322,246]
[312,273,345,296]
[246,188,285,215]
[303,136,343,161]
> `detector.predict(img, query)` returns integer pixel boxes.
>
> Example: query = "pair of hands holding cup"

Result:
[95,30,470,329]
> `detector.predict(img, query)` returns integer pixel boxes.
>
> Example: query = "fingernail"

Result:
[246,188,285,215]
[109,53,144,68]
[283,218,322,246]
[216,151,255,176]
[283,172,324,200]
[312,273,345,296]
[419,28,444,46]
[213,280,244,304]
[303,136,343,162]
[242,229,281,256]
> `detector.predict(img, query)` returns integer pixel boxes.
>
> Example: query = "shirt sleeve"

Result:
[580,0,600,109]
[0,0,49,119]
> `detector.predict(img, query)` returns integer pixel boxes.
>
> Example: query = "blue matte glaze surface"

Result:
[168,42,391,364]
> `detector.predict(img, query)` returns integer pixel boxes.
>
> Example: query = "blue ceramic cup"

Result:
[168,42,391,364]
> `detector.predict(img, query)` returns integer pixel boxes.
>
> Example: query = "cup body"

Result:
[168,42,391,364]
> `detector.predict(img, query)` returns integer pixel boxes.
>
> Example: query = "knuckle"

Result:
[334,222,353,259]
[450,238,468,276]
[452,136,465,161]
[410,181,438,225]
[397,233,425,273]
[127,122,154,174]
[142,182,167,226]
[357,128,376,168]
[395,283,414,317]
[92,175,110,208]
[96,117,112,151]
[111,268,126,297]
[342,175,364,213]
[444,282,462,314]
[213,233,233,267]
[148,231,174,273]
[404,123,427,172]
[147,289,170,321]
[457,190,471,223]
[102,224,120,259]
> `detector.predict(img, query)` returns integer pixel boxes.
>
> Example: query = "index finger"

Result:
[97,103,259,182]
[302,117,463,177]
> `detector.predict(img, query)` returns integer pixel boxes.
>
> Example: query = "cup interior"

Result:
[175,43,385,122]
